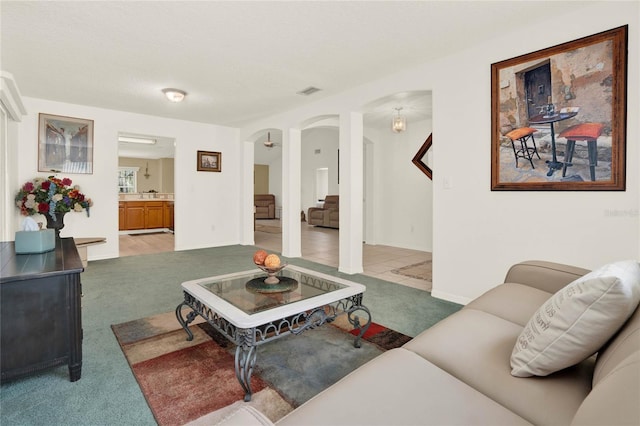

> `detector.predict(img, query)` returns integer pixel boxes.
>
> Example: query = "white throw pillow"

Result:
[511,260,640,377]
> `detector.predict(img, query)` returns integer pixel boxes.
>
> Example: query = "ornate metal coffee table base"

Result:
[176,291,371,401]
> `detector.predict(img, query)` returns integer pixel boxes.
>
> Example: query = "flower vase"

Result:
[45,212,66,238]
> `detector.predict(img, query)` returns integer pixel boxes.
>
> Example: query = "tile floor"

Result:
[118,231,175,257]
[119,221,432,292]
[254,220,432,292]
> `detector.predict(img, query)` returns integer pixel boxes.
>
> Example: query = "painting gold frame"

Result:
[491,26,627,191]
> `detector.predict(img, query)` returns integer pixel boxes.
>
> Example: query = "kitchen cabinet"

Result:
[163,201,174,230]
[118,202,125,231]
[120,200,174,231]
[145,202,164,229]
[124,201,146,230]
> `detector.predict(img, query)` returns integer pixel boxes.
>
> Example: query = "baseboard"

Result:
[338,266,364,275]
[430,289,471,306]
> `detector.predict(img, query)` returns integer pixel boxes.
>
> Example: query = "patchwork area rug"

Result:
[112,310,410,425]
[391,260,432,281]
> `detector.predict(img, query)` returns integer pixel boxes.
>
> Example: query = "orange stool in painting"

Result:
[506,127,540,169]
[559,123,604,181]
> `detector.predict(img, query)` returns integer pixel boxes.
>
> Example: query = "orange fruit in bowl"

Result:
[253,249,268,265]
[264,254,281,269]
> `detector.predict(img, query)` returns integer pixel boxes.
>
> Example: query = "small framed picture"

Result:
[38,113,94,174]
[197,150,221,172]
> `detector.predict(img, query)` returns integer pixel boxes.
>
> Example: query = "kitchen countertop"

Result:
[119,193,174,201]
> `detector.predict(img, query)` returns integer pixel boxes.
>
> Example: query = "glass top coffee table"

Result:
[175,264,371,401]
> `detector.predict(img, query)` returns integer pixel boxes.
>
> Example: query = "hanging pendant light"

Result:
[392,107,406,133]
[264,132,274,148]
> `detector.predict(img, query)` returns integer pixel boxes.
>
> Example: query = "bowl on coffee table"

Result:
[255,263,288,284]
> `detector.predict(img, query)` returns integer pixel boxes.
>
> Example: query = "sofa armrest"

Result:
[307,207,323,225]
[571,351,640,426]
[504,260,590,294]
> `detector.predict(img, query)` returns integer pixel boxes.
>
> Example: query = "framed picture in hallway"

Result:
[490,26,627,191]
[412,133,433,180]
[197,150,221,172]
[38,113,94,174]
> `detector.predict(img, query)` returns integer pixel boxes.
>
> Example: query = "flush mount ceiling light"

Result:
[392,107,406,133]
[118,136,157,145]
[162,88,187,102]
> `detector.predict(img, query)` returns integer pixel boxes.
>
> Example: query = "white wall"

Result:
[429,5,639,303]
[14,97,241,260]
[361,7,640,303]
[372,117,433,252]
[241,1,639,304]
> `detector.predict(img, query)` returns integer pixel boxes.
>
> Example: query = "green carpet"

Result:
[0,244,461,425]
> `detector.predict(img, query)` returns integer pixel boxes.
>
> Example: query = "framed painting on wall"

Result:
[38,113,94,174]
[412,133,433,180]
[490,26,627,191]
[197,150,221,172]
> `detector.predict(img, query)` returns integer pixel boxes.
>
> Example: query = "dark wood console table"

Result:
[1,238,84,382]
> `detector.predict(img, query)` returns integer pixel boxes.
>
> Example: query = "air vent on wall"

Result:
[297,86,322,96]
[315,149,321,154]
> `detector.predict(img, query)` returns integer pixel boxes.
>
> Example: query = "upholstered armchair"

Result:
[254,194,275,219]
[307,195,339,228]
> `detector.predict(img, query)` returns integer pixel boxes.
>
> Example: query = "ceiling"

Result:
[1,1,587,135]
[251,89,431,163]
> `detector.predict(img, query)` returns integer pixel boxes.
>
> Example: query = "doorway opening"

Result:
[315,167,329,203]
[117,133,175,257]
[253,130,283,251]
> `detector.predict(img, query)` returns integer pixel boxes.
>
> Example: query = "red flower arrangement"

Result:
[15,176,93,220]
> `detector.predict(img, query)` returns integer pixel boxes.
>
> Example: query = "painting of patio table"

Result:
[490,26,627,191]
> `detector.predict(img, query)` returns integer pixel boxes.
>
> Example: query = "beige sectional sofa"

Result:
[220,260,640,426]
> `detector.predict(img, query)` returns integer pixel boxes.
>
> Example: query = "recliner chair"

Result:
[307,195,339,228]
[254,194,275,219]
